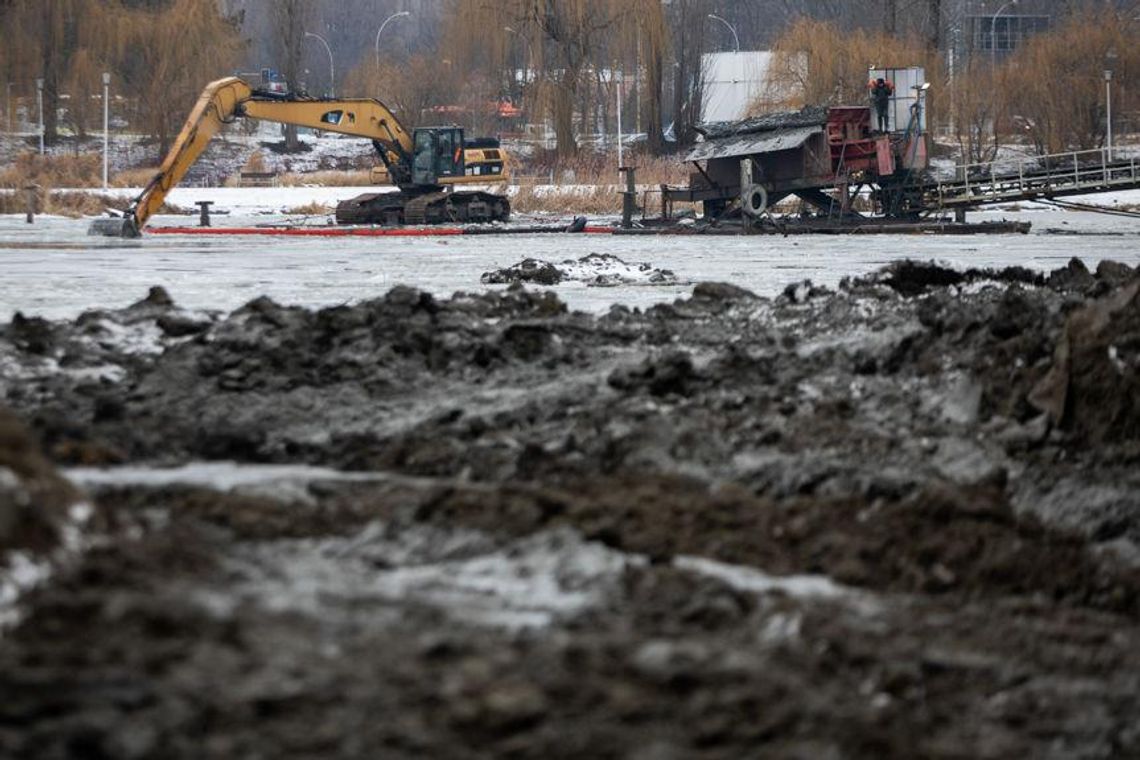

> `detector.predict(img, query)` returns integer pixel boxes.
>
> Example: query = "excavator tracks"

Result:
[335,190,511,226]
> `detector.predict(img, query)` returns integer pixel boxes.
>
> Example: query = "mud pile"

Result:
[0,258,1138,758]
[482,253,680,287]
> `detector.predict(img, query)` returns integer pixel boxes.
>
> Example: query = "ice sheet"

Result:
[1,206,1138,320]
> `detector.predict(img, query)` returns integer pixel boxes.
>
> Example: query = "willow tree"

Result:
[343,55,462,131]
[762,18,943,118]
[0,0,243,152]
[271,0,314,152]
[0,0,111,143]
[444,0,667,158]
[1004,9,1138,155]
[125,0,245,154]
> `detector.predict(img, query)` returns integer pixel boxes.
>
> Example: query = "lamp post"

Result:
[707,14,739,54]
[102,72,110,188]
[1105,49,1117,160]
[616,69,623,172]
[375,11,411,68]
[504,26,535,88]
[990,0,1018,67]
[36,78,44,154]
[304,32,335,97]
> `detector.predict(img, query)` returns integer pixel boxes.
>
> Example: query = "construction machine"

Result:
[90,77,510,237]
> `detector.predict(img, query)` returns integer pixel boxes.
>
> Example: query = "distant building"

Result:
[701,51,800,123]
[965,13,1051,58]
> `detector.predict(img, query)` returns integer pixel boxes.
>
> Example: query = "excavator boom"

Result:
[90,77,252,237]
[90,76,508,236]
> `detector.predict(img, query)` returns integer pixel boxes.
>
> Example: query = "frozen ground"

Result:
[1,190,1138,319]
[2,256,1139,757]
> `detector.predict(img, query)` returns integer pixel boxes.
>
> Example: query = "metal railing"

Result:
[931,148,1140,208]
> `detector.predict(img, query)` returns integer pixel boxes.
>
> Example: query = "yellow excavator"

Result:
[89,76,511,237]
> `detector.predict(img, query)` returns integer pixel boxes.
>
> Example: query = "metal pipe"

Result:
[375,12,411,68]
[707,14,739,54]
[304,32,335,97]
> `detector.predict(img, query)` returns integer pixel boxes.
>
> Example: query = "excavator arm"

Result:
[91,77,250,237]
[90,76,416,237]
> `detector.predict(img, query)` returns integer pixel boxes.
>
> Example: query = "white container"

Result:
[868,66,926,133]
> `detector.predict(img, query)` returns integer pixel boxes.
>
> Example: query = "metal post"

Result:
[25,184,38,224]
[102,72,110,189]
[620,166,636,229]
[5,82,11,133]
[1104,71,1113,162]
[740,157,753,234]
[616,70,623,173]
[196,201,214,227]
[36,78,44,154]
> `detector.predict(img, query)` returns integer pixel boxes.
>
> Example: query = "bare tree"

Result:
[272,0,314,152]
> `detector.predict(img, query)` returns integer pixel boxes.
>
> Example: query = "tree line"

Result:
[1,0,1134,163]
[0,0,244,152]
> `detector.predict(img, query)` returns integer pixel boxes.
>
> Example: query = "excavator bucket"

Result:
[88,215,140,238]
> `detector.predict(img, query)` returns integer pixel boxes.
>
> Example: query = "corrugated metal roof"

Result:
[685,125,822,162]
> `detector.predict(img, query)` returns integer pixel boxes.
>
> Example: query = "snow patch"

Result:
[0,501,95,632]
[219,524,643,630]
[675,555,849,599]
[65,461,388,492]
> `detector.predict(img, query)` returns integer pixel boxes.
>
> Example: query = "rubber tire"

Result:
[742,185,768,218]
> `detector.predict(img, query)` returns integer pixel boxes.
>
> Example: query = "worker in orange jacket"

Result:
[869,77,894,132]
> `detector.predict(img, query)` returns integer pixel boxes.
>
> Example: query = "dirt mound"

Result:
[482,253,679,287]
[1030,279,1140,442]
[407,474,1138,611]
[2,260,1140,757]
[850,259,1046,297]
[0,408,80,556]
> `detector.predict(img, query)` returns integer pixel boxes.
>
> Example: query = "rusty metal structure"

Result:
[661,101,931,224]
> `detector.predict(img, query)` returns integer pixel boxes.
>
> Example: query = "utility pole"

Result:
[102,72,111,188]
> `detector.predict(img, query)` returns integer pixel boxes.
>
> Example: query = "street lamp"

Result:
[36,78,44,154]
[304,32,335,97]
[102,72,111,188]
[707,14,740,54]
[990,0,1018,67]
[375,11,411,67]
[504,26,536,88]
[1105,49,1117,160]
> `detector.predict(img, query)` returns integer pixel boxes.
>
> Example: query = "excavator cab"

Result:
[412,127,464,186]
